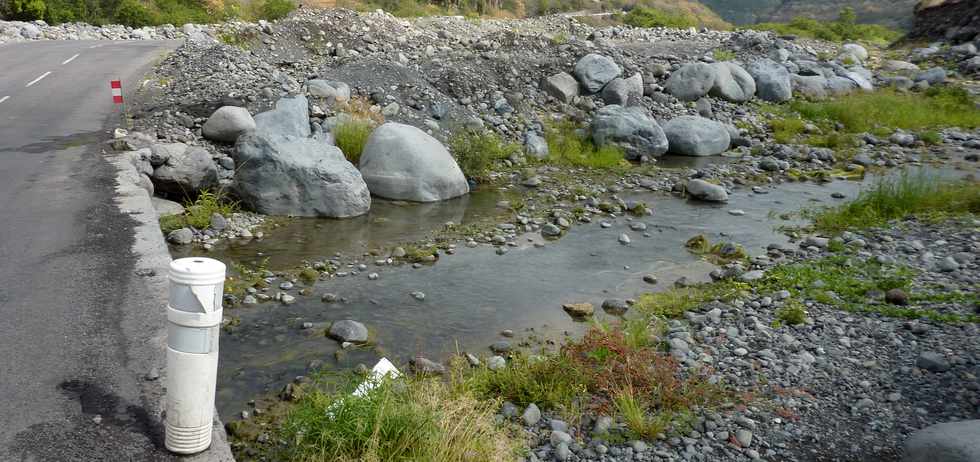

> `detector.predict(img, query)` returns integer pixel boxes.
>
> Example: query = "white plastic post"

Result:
[165,257,226,454]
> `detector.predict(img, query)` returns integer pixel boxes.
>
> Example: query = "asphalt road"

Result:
[0,39,189,461]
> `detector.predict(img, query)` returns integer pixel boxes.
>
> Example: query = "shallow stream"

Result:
[204,171,873,421]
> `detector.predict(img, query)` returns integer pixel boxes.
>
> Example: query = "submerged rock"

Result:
[686,179,728,202]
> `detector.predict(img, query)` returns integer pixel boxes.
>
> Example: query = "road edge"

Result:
[109,149,236,462]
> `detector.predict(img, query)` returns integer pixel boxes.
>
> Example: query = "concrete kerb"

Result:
[110,149,236,462]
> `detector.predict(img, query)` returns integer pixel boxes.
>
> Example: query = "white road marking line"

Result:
[89,44,103,49]
[25,71,51,87]
[0,96,9,104]
[61,53,79,65]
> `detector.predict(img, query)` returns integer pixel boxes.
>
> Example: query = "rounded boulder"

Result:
[202,106,256,143]
[359,123,469,202]
[663,116,731,157]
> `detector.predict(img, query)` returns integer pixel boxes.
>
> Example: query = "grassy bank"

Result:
[761,87,980,154]
[806,172,980,234]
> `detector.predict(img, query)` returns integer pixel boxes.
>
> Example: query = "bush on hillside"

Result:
[622,6,698,29]
[750,7,901,45]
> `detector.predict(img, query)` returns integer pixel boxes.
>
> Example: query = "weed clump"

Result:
[159,190,238,234]
[775,300,807,326]
[633,283,741,319]
[278,373,520,461]
[545,121,628,169]
[333,118,376,164]
[448,129,521,182]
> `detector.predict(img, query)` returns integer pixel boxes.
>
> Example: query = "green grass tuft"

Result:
[159,189,238,234]
[545,121,627,169]
[334,118,376,165]
[448,130,521,183]
[775,300,807,325]
[278,373,520,461]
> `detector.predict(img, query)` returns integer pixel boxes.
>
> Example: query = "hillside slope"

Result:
[700,0,918,28]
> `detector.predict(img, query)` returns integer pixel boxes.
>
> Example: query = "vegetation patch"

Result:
[774,299,807,326]
[633,283,743,319]
[276,373,521,462]
[622,6,698,29]
[545,121,628,170]
[788,87,980,134]
[752,255,979,323]
[449,129,522,183]
[2,0,296,27]
[807,172,980,234]
[159,189,238,234]
[334,118,376,164]
[749,7,901,45]
[685,234,749,264]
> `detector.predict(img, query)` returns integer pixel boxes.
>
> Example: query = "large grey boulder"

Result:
[202,106,255,143]
[748,59,792,102]
[664,63,718,102]
[914,67,947,85]
[826,76,858,95]
[792,74,829,99]
[663,116,731,157]
[234,133,371,217]
[601,73,643,106]
[882,60,920,72]
[306,79,351,102]
[151,143,218,196]
[839,43,869,63]
[686,179,728,202]
[844,71,873,91]
[328,320,369,344]
[902,420,980,462]
[710,62,756,102]
[591,105,668,161]
[254,95,311,139]
[359,123,469,202]
[574,54,622,93]
[542,72,580,103]
[962,56,980,75]
[20,24,41,39]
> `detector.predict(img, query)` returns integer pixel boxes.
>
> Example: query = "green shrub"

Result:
[775,300,807,325]
[256,0,294,20]
[749,7,901,45]
[545,121,627,169]
[623,6,698,29]
[5,0,47,20]
[448,130,521,182]
[333,118,376,164]
[114,0,155,27]
[464,353,586,411]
